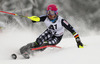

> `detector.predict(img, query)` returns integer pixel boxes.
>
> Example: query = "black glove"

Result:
[75,37,84,48]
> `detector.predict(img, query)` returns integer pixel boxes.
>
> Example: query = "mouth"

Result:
[48,15,55,20]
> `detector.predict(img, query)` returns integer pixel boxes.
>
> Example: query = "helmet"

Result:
[47,4,58,15]
[47,4,58,20]
[47,4,58,11]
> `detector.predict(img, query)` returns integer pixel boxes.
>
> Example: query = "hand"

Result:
[27,16,40,22]
[75,37,84,48]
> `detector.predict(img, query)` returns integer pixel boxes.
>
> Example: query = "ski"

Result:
[31,45,61,51]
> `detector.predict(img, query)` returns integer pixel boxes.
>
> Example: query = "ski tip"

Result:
[11,54,17,59]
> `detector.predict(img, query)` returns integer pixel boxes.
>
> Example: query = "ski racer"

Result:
[20,4,84,55]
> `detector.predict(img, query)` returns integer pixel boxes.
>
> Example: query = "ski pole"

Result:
[0,11,40,21]
[0,11,28,17]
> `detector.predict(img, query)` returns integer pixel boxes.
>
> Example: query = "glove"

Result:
[75,37,84,48]
[27,16,40,22]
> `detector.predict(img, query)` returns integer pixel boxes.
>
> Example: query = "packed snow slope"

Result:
[0,30,100,64]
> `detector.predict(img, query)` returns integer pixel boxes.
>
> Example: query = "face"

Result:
[47,10,57,20]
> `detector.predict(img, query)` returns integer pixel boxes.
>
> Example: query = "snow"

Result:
[0,30,100,64]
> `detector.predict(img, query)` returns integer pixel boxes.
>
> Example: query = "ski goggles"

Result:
[47,10,57,15]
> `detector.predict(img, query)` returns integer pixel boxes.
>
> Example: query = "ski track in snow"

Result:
[0,30,100,64]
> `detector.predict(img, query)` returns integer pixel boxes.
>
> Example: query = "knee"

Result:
[47,40,58,45]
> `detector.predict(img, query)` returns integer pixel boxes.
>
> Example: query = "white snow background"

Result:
[0,29,100,64]
[0,0,100,64]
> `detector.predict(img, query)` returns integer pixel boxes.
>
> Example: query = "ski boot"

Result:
[22,52,30,59]
[20,43,34,59]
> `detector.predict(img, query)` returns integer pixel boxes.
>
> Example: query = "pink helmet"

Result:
[47,4,58,15]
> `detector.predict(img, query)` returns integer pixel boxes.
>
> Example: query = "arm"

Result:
[61,19,83,48]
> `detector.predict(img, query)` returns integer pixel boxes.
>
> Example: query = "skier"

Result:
[20,4,84,56]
